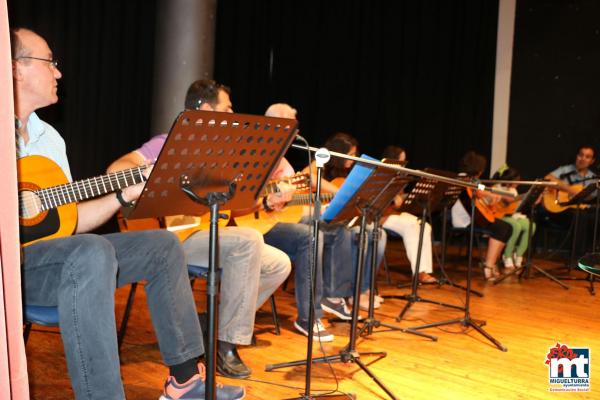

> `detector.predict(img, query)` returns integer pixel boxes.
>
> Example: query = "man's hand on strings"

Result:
[266,181,295,211]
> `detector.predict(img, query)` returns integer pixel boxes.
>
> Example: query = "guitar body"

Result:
[466,188,495,223]
[18,155,78,247]
[492,199,519,219]
[233,206,307,234]
[542,184,584,213]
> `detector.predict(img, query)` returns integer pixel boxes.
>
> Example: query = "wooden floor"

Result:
[25,244,600,399]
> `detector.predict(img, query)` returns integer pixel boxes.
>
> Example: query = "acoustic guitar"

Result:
[233,192,335,234]
[121,173,310,241]
[465,188,496,223]
[542,183,588,213]
[19,155,147,247]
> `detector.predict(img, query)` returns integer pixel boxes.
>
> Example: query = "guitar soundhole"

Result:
[19,190,43,219]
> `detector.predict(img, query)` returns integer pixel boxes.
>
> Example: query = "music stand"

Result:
[125,110,298,399]
[558,183,597,272]
[350,161,437,340]
[492,182,569,289]
[428,169,483,297]
[407,183,508,352]
[384,173,468,322]
[267,156,433,400]
[558,181,599,294]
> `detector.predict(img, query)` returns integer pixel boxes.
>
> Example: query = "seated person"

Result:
[302,132,387,310]
[380,145,437,283]
[490,165,536,269]
[109,79,291,378]
[451,151,513,281]
[540,145,597,258]
[12,28,243,399]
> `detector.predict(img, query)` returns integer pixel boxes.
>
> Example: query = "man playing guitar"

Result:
[540,145,597,258]
[544,145,596,197]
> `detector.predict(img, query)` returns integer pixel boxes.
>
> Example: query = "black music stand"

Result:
[125,110,298,399]
[492,182,569,289]
[430,170,483,297]
[384,173,468,322]
[352,162,437,341]
[556,183,598,276]
[407,185,508,352]
[560,181,599,294]
[267,157,433,400]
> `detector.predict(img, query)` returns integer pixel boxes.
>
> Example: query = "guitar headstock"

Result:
[263,172,309,194]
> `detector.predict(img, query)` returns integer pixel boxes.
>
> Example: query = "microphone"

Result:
[315,147,331,168]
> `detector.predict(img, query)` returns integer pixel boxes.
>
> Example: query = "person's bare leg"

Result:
[485,237,506,278]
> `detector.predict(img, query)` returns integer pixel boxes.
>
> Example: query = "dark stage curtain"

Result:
[8,0,157,182]
[214,0,499,172]
[508,0,600,179]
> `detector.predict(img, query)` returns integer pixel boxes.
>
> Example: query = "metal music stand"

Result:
[351,161,437,341]
[492,181,569,289]
[557,183,598,272]
[407,182,508,352]
[267,156,433,400]
[124,110,298,399]
[428,169,483,297]
[560,180,599,294]
[384,172,469,322]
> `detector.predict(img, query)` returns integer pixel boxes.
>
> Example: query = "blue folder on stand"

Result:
[322,154,378,223]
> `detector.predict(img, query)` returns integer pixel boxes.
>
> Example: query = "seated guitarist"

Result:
[453,151,513,281]
[544,145,596,197]
[540,145,597,257]
[109,79,292,379]
[490,165,536,270]
[12,28,244,399]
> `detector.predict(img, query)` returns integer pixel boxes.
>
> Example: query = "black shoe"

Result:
[217,344,251,379]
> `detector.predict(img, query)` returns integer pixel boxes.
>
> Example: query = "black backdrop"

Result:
[9,0,500,180]
[213,0,500,172]
[8,0,157,181]
[508,0,600,179]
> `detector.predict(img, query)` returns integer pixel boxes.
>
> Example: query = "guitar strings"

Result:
[19,166,148,214]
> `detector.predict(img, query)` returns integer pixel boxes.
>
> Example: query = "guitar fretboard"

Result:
[37,166,147,211]
[287,193,334,206]
[262,173,308,195]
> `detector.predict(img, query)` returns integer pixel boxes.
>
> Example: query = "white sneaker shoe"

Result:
[503,255,514,270]
[514,255,523,268]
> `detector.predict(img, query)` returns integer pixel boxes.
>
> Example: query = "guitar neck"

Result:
[287,193,334,206]
[37,166,147,211]
[262,173,308,195]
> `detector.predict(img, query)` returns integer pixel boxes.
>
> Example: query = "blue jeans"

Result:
[264,222,323,323]
[321,224,387,297]
[320,222,355,297]
[22,230,203,399]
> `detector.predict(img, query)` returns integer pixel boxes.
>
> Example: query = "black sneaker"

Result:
[293,319,334,342]
[321,298,352,320]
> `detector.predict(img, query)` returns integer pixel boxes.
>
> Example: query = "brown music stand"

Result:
[125,110,298,399]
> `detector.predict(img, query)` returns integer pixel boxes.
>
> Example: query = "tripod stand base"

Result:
[494,263,570,289]
[356,317,438,341]
[390,293,466,322]
[267,349,398,400]
[410,316,507,352]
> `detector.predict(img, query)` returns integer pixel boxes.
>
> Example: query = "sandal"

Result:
[482,264,497,282]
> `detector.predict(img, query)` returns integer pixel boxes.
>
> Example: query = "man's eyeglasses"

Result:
[15,56,59,68]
